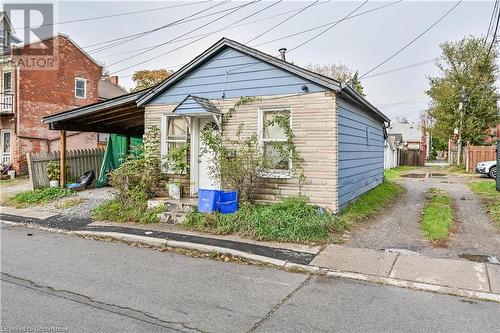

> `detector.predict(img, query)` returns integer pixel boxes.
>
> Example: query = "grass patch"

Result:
[469,180,500,227]
[384,166,419,181]
[55,197,85,209]
[183,181,403,244]
[10,187,74,207]
[0,177,28,188]
[421,188,453,244]
[92,199,164,224]
[337,181,403,231]
[445,164,467,174]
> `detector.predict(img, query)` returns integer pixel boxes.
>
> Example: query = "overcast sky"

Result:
[9,1,496,121]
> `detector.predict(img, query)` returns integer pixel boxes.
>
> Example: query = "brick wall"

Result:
[11,35,102,173]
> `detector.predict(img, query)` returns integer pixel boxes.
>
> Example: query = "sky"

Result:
[7,0,496,121]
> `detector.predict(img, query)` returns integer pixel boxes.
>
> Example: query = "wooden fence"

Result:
[399,149,424,166]
[464,145,496,172]
[27,148,105,189]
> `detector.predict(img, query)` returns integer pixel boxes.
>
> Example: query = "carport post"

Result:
[60,130,67,188]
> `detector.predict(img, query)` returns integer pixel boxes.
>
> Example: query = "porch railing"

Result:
[1,93,13,112]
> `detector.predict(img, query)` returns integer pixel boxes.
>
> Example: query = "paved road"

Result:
[1,223,499,333]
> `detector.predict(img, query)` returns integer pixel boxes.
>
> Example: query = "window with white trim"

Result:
[162,115,188,173]
[75,77,86,98]
[259,108,292,175]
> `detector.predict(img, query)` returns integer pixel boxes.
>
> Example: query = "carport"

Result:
[42,90,147,186]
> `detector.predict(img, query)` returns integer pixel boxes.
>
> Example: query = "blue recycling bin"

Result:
[197,189,222,213]
[218,191,238,214]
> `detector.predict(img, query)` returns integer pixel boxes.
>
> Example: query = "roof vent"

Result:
[279,48,287,61]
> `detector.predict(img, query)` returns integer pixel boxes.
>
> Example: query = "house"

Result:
[387,118,428,163]
[43,38,389,213]
[0,12,127,173]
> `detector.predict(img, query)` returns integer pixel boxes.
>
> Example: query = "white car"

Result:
[476,160,496,179]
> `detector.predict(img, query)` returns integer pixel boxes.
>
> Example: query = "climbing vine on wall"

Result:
[202,96,306,201]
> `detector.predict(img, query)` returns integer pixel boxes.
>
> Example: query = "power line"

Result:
[12,1,212,30]
[101,1,327,59]
[245,0,320,44]
[360,0,463,79]
[486,0,500,41]
[106,1,258,67]
[469,2,500,95]
[362,57,438,79]
[110,0,273,74]
[252,0,401,48]
[85,1,231,53]
[286,1,368,53]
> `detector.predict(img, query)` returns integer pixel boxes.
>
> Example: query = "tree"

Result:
[426,36,499,146]
[131,69,173,92]
[305,63,365,96]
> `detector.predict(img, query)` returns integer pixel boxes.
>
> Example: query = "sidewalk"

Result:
[1,207,499,303]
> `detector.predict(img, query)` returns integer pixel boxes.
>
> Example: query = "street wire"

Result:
[251,0,401,48]
[359,0,463,79]
[85,1,232,53]
[12,1,212,30]
[110,0,281,74]
[286,1,368,53]
[101,1,328,59]
[245,0,320,44]
[106,0,259,68]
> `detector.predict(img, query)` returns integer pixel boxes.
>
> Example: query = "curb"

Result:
[70,229,500,303]
[3,220,500,303]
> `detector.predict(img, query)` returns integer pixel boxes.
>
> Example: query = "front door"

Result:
[0,130,11,164]
[198,118,220,190]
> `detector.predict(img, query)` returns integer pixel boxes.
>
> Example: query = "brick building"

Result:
[1,13,126,173]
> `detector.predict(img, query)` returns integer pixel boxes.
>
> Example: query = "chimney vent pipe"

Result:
[279,48,287,61]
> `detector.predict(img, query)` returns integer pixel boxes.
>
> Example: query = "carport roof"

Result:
[42,89,149,135]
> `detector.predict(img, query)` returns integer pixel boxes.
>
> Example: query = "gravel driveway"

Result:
[44,187,115,219]
[346,167,500,259]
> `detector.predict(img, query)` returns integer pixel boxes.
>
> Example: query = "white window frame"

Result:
[161,114,188,174]
[258,107,293,178]
[2,72,12,112]
[75,77,87,99]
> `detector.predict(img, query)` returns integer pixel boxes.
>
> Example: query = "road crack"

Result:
[246,274,312,333]
[1,272,208,333]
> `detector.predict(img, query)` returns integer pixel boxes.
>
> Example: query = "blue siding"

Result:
[147,48,325,105]
[338,98,385,209]
[174,97,214,115]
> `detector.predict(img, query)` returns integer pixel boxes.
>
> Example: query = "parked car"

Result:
[476,160,496,179]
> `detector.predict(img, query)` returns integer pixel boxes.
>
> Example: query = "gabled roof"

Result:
[137,38,343,107]
[0,11,16,35]
[98,77,129,100]
[136,37,389,123]
[16,33,103,68]
[173,95,221,116]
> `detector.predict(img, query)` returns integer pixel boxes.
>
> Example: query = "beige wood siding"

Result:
[144,91,339,212]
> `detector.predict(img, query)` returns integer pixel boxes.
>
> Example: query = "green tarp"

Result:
[96,134,143,187]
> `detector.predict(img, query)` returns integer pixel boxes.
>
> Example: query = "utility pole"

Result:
[456,87,466,165]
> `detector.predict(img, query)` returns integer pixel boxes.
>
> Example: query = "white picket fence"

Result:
[27,148,105,189]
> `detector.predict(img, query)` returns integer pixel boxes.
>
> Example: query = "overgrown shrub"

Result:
[183,196,335,243]
[110,126,162,203]
[201,124,264,202]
